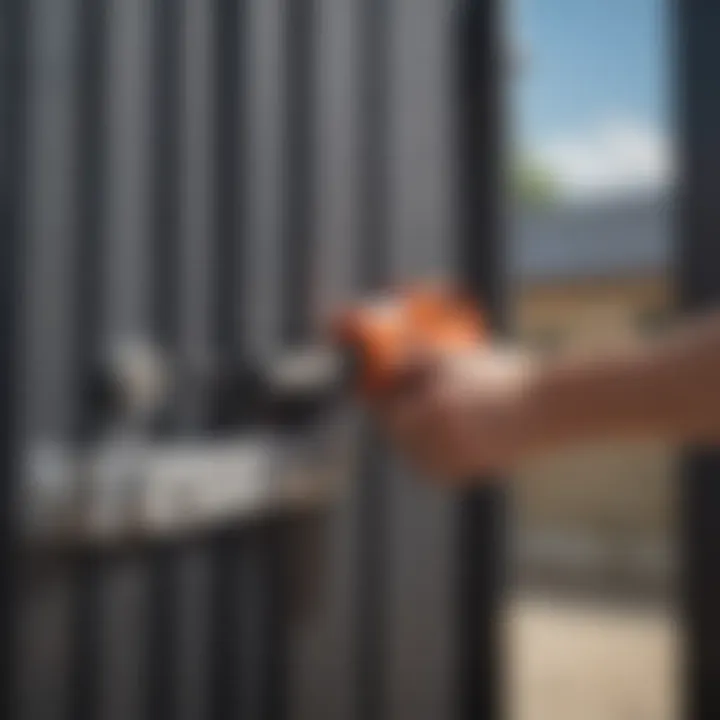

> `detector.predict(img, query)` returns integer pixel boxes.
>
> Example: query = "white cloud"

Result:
[532,118,673,201]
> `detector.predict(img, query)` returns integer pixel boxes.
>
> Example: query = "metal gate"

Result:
[0,0,505,718]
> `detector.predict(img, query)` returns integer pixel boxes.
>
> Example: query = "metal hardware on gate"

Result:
[86,339,170,428]
[15,338,350,554]
[24,423,348,552]
[88,339,345,432]
[206,345,345,431]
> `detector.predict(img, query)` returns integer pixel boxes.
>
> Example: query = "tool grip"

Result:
[331,285,486,401]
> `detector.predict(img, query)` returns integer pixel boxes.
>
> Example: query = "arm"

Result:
[524,310,720,453]
[376,310,720,482]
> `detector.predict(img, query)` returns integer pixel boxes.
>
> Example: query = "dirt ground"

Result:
[509,593,678,720]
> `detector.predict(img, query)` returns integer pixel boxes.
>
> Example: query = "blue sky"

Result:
[513,0,670,198]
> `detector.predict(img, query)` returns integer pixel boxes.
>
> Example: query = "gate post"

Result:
[678,2,720,718]
[0,2,28,718]
[455,1,507,718]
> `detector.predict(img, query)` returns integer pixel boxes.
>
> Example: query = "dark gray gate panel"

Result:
[678,1,720,718]
[3,0,510,718]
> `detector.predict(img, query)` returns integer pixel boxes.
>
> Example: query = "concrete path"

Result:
[509,594,677,720]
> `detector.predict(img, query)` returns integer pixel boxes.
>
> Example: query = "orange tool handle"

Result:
[330,285,487,401]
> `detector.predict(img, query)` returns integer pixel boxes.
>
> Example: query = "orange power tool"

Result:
[242,283,487,428]
[329,284,486,403]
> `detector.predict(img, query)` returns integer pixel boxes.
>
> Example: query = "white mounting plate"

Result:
[23,418,353,550]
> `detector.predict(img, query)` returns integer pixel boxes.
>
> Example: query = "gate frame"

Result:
[0,2,28,717]
[455,1,507,719]
[678,1,720,718]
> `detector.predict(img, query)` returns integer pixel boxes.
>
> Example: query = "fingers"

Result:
[381,375,461,478]
[382,383,432,452]
[364,345,530,482]
[368,348,489,481]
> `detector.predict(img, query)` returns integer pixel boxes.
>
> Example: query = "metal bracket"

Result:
[23,417,353,552]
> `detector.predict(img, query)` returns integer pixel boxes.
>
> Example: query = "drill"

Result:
[90,284,486,430]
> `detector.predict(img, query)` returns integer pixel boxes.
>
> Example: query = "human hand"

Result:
[371,346,536,484]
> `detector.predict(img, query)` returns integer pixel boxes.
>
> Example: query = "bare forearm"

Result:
[374,309,720,478]
[521,311,720,456]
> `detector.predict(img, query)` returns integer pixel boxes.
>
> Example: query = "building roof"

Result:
[510,193,672,285]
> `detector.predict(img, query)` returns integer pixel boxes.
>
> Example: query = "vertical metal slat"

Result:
[255,2,320,718]
[145,544,180,720]
[68,555,105,720]
[212,0,244,368]
[67,0,109,717]
[282,0,316,345]
[207,530,245,720]
[355,0,391,717]
[257,522,290,720]
[145,0,183,717]
[151,0,183,426]
[206,1,248,719]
